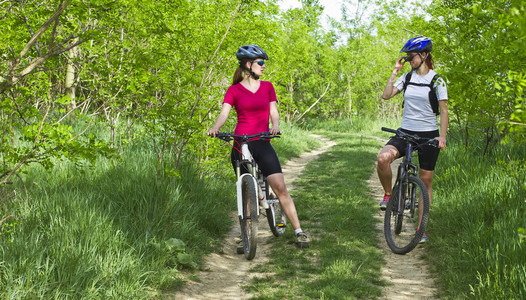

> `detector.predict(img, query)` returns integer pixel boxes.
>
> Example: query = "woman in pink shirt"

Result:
[209,45,309,249]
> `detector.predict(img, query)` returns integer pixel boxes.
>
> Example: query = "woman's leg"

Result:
[419,169,434,205]
[266,173,301,230]
[377,145,399,193]
[416,169,434,232]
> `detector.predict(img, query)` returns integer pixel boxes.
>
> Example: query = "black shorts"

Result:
[386,129,440,171]
[231,139,282,177]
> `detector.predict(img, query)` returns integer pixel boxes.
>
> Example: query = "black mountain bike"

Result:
[212,132,286,260]
[381,127,439,254]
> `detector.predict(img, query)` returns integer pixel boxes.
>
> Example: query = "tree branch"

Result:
[190,0,243,118]
[19,0,70,59]
[294,83,331,123]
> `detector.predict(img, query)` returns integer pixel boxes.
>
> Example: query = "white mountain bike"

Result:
[212,132,287,260]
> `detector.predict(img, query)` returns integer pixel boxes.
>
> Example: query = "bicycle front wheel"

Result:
[384,176,429,254]
[240,176,258,260]
[266,196,286,237]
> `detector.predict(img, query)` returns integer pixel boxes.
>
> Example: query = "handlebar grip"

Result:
[381,127,398,134]
[208,132,233,141]
[428,139,439,147]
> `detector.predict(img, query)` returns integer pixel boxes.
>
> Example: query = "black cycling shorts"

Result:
[386,129,440,171]
[230,139,282,177]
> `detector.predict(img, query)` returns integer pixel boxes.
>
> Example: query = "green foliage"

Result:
[1,0,525,296]
[519,227,526,244]
[426,0,526,146]
[152,238,198,269]
[0,1,119,186]
[0,217,18,242]
[498,70,526,139]
[0,137,234,298]
[2,0,524,189]
[0,121,322,297]
[430,126,526,298]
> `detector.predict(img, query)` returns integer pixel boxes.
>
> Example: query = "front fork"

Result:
[236,159,260,218]
[394,161,418,216]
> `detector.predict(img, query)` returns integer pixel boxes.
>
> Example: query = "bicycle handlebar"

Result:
[209,131,281,142]
[381,127,439,148]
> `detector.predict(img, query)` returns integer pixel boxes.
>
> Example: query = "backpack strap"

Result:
[428,74,440,115]
[402,72,441,115]
[401,72,412,109]
[402,72,412,96]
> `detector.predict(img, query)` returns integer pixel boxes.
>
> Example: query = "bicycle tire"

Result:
[392,183,404,235]
[240,176,258,260]
[266,196,286,237]
[384,176,429,254]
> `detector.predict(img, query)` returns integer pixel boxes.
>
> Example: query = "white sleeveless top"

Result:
[394,70,448,132]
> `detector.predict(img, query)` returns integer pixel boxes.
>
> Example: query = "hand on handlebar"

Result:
[208,127,220,137]
[269,127,281,135]
[435,136,447,150]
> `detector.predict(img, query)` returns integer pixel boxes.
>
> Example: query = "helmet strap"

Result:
[248,61,259,80]
[412,52,428,70]
[239,61,260,80]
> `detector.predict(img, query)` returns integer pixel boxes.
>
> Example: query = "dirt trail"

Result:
[169,135,336,300]
[367,136,439,299]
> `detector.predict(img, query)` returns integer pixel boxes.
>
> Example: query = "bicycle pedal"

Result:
[277,223,286,227]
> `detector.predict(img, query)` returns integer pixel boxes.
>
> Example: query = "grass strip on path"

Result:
[245,131,386,299]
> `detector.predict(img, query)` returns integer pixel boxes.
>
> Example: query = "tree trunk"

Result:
[348,76,353,124]
[65,38,79,108]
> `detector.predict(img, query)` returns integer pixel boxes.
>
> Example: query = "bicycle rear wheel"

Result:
[384,176,429,254]
[266,196,286,237]
[240,176,258,260]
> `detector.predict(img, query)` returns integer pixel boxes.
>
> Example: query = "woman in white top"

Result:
[377,36,448,243]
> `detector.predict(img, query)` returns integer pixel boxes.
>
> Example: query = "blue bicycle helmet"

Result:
[400,36,432,53]
[236,45,269,61]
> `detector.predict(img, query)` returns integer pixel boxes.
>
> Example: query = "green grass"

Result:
[245,129,386,299]
[0,125,322,299]
[427,131,526,299]
[2,117,525,298]
[271,122,324,164]
[0,140,235,298]
[244,118,526,299]
[300,116,400,136]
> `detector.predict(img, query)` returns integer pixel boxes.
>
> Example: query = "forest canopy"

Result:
[0,0,524,181]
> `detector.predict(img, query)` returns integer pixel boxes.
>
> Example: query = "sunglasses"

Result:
[254,60,265,66]
[403,54,419,62]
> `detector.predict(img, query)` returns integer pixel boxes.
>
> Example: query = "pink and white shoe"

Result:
[379,193,390,210]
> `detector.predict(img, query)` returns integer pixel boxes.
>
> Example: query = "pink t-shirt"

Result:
[223,81,277,135]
